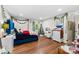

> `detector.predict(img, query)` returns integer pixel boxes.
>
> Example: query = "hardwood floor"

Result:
[13,36,66,54]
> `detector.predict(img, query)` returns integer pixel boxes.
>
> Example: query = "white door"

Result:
[75,16,79,39]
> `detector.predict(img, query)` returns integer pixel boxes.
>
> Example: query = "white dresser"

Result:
[52,28,63,42]
[0,34,15,53]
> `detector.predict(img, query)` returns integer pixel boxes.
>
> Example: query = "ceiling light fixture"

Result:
[19,13,23,16]
[39,17,42,20]
[57,8,62,12]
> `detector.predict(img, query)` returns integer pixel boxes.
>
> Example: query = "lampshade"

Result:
[2,23,9,30]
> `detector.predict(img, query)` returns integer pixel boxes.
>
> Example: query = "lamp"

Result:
[2,23,9,30]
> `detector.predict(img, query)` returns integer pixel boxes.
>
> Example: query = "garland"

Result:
[54,13,68,20]
[11,16,29,24]
[15,19,28,24]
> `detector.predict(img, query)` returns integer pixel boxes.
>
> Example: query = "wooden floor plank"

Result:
[13,36,65,54]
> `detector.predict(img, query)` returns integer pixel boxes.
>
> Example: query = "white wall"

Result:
[13,20,29,32]
[13,18,55,35]
[29,20,41,35]
[42,19,54,36]
[13,19,41,35]
[0,6,3,20]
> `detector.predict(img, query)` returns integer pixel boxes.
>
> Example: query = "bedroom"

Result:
[0,5,79,54]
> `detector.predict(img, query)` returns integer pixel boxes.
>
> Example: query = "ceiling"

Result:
[3,5,79,20]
